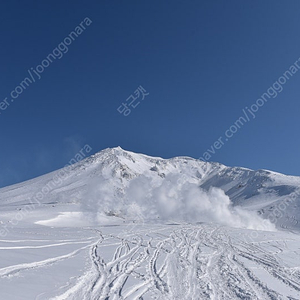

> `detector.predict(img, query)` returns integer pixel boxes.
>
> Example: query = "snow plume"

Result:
[80,174,275,231]
[79,176,123,224]
[123,174,276,231]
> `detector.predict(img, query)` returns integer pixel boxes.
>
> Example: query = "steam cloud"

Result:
[82,174,276,231]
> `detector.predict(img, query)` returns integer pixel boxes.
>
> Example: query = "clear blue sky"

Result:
[1,0,300,188]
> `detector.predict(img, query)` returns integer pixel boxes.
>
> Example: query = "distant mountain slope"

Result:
[0,147,299,230]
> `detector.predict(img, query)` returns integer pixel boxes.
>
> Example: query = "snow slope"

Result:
[0,223,299,299]
[0,146,299,230]
[0,147,300,299]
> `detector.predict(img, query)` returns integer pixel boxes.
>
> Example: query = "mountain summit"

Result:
[0,147,299,230]
[1,148,300,299]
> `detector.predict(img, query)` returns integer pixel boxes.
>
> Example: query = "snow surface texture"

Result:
[0,147,299,299]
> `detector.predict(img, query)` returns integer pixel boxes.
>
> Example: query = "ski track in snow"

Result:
[47,224,300,300]
[0,240,92,250]
[0,242,93,278]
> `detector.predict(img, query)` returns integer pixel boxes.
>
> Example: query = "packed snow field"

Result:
[0,147,300,299]
[0,222,299,299]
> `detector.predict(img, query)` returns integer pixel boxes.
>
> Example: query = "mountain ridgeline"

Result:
[0,147,299,230]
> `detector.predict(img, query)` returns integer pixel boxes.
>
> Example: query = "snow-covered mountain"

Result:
[1,147,300,299]
[0,146,299,231]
